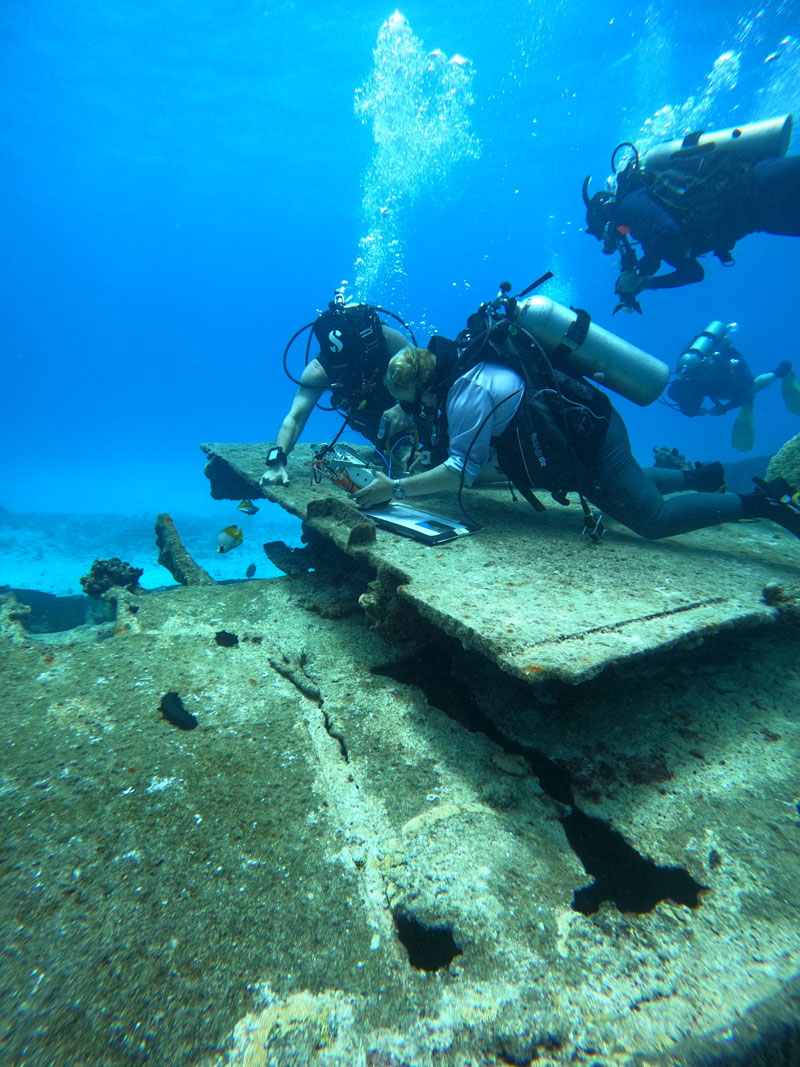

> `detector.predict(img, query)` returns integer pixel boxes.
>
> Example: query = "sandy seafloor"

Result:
[0,443,774,608]
[0,502,304,602]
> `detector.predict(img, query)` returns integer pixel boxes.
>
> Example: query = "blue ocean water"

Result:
[1,0,799,592]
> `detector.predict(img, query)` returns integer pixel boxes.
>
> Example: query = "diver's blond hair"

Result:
[386,347,436,393]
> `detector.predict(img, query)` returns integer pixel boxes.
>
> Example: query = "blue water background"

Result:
[1,0,798,590]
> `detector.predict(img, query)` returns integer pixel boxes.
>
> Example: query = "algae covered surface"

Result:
[0,582,387,1064]
[1,568,800,1066]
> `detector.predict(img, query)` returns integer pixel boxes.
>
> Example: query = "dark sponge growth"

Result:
[80,558,144,599]
[159,691,198,730]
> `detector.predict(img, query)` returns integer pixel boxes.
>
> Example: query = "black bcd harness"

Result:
[412,281,612,527]
[281,296,418,447]
[631,152,756,265]
[312,303,386,389]
[463,318,612,511]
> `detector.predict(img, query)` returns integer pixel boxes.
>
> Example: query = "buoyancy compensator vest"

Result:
[490,322,611,503]
[281,293,419,446]
[310,302,391,440]
[630,117,790,261]
[312,303,386,385]
[647,154,757,261]
[450,305,613,508]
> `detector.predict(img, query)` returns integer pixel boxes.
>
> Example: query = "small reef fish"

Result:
[217,525,244,553]
[246,563,256,578]
[238,499,259,516]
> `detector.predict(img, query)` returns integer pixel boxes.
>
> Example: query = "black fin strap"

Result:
[515,482,547,512]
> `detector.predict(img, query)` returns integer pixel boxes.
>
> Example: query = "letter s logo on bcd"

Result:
[328,329,344,353]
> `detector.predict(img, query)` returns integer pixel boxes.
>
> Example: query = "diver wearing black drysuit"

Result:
[585,153,800,302]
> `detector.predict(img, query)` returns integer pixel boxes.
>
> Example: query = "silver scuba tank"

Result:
[513,295,670,407]
[643,114,792,172]
[681,320,736,361]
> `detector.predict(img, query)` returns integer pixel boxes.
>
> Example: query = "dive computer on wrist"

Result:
[266,447,287,466]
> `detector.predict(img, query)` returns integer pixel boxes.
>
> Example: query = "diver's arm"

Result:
[354,463,462,507]
[278,328,404,451]
[639,257,705,290]
[617,258,704,303]
[275,360,329,452]
[261,360,329,486]
[617,192,704,292]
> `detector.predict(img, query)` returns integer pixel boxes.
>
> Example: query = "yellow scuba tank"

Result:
[513,295,670,406]
[643,114,792,172]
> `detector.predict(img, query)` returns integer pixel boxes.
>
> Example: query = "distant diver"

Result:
[260,292,417,488]
[583,115,800,312]
[353,282,800,542]
[667,320,800,451]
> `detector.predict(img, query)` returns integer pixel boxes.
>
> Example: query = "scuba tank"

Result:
[513,295,670,406]
[643,114,792,173]
[680,320,736,362]
[678,322,738,401]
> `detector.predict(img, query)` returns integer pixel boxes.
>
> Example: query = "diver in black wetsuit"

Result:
[667,320,800,451]
[583,122,800,311]
[260,298,413,487]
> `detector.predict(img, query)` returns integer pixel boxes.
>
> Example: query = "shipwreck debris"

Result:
[155,514,215,586]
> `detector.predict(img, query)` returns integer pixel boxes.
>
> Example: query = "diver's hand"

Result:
[408,450,431,474]
[615,271,644,297]
[378,404,413,442]
[259,463,289,488]
[612,271,645,314]
[353,472,393,508]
